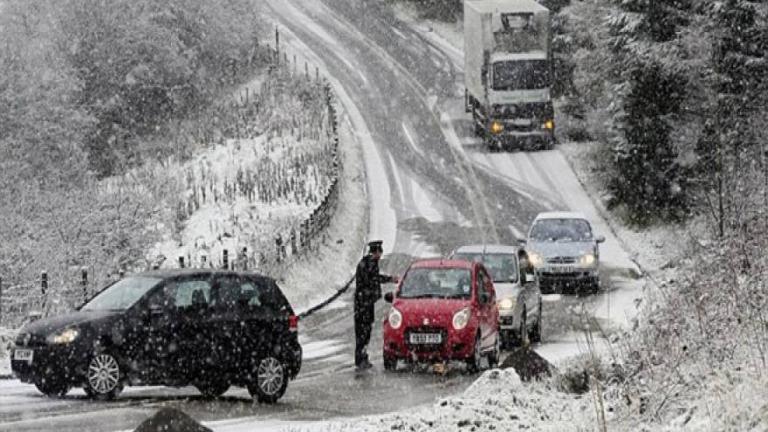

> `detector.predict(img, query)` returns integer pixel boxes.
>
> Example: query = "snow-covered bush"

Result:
[601,236,768,428]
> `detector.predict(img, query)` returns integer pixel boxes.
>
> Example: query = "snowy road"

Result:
[0,0,643,430]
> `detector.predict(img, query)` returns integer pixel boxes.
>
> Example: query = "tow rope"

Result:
[297,275,355,319]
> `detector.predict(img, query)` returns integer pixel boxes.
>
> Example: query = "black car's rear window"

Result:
[211,275,293,314]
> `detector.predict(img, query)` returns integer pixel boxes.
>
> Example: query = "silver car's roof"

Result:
[453,244,520,255]
[534,211,589,221]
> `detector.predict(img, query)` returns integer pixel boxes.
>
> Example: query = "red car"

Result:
[382,259,500,372]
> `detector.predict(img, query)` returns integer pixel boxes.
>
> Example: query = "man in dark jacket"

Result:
[354,240,397,369]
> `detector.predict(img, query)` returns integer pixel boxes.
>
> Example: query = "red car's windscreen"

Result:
[399,268,472,300]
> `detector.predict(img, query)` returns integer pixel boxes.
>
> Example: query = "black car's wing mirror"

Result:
[384,292,394,303]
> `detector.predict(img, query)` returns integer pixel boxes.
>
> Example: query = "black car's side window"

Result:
[147,278,212,310]
[174,280,212,308]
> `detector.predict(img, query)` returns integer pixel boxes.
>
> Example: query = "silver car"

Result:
[451,245,542,348]
[523,212,605,295]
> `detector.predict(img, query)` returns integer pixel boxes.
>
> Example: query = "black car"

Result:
[11,269,302,403]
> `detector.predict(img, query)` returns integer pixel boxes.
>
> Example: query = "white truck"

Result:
[464,0,555,150]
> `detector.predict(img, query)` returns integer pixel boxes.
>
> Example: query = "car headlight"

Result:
[490,120,504,134]
[528,252,544,267]
[580,253,596,266]
[388,308,403,330]
[47,328,79,345]
[452,307,471,330]
[542,119,555,130]
[498,297,516,310]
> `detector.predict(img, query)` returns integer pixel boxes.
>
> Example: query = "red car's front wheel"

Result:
[465,333,483,373]
[383,355,398,371]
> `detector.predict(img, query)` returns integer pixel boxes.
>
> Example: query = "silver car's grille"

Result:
[547,256,577,264]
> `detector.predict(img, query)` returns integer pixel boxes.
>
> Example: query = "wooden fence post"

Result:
[223,249,229,270]
[41,271,48,298]
[81,268,88,303]
[275,26,280,65]
[179,256,185,269]
[0,276,3,325]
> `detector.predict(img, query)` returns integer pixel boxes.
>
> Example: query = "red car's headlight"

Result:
[388,308,403,329]
[452,308,471,330]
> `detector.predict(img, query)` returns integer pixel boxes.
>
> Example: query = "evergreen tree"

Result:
[695,0,768,238]
[609,62,689,224]
[602,0,694,224]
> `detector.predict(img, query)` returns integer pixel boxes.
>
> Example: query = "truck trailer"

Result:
[464,0,554,150]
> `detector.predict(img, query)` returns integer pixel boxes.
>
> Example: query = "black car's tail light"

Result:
[289,314,299,333]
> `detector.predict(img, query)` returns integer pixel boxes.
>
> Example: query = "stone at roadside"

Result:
[133,407,212,432]
[500,347,554,381]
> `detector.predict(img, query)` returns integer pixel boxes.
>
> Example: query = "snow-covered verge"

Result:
[199,369,597,432]
[147,67,338,275]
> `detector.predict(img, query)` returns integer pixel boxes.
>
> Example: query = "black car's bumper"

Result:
[11,344,89,385]
[286,342,302,379]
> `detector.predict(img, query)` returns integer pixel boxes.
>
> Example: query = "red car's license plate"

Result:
[409,333,442,344]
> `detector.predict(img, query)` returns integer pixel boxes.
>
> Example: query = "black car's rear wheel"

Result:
[248,356,287,404]
[84,352,123,400]
[35,377,70,398]
[196,381,230,399]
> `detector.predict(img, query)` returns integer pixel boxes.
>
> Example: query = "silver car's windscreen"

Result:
[530,219,593,242]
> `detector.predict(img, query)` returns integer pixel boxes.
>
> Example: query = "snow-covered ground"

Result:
[146,369,595,432]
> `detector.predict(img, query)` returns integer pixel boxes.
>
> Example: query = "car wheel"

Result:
[592,278,601,294]
[499,330,513,350]
[487,335,500,368]
[517,308,529,347]
[466,333,483,373]
[529,301,543,344]
[84,352,123,400]
[248,356,288,404]
[35,378,70,398]
[383,355,398,372]
[195,381,230,399]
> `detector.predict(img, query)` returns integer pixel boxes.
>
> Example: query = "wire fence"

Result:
[0,27,343,328]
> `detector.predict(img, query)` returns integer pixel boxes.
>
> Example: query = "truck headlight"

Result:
[47,328,79,345]
[498,297,515,310]
[580,253,596,266]
[490,120,504,134]
[452,307,471,330]
[388,308,403,330]
[528,252,544,267]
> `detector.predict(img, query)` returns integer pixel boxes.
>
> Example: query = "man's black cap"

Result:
[368,240,384,253]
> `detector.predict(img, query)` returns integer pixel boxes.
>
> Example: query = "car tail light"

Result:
[289,314,299,333]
